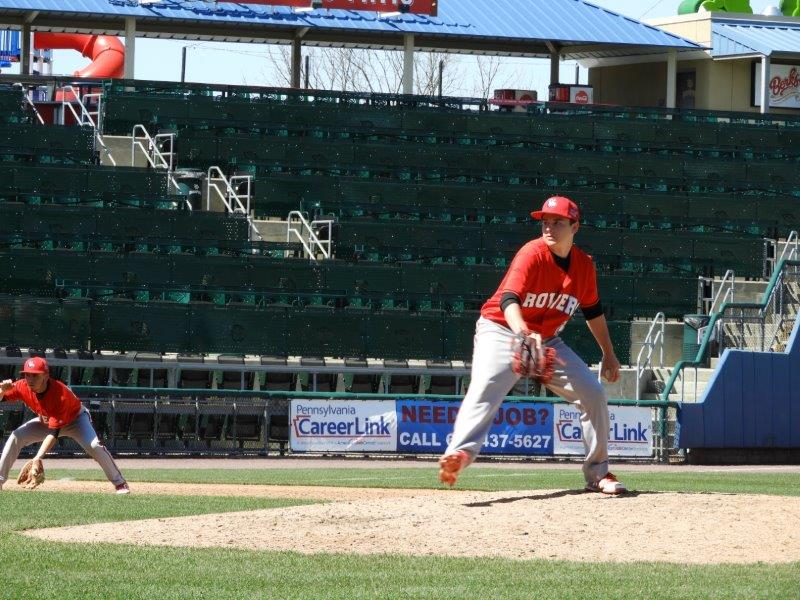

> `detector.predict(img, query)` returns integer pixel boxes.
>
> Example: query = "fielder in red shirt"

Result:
[439,196,627,494]
[0,356,129,494]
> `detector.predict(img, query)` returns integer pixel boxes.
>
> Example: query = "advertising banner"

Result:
[290,399,397,452]
[553,405,653,457]
[242,1,311,6]
[396,400,554,456]
[754,63,800,109]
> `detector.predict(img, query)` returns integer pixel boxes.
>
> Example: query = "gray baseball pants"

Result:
[0,407,125,486]
[446,317,611,484]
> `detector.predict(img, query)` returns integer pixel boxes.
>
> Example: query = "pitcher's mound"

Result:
[21,483,800,564]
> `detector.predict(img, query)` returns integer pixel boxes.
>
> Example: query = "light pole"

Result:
[180,45,187,83]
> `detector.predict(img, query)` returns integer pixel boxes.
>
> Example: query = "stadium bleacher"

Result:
[0,79,794,379]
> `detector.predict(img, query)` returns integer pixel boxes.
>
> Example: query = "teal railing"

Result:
[659,258,800,405]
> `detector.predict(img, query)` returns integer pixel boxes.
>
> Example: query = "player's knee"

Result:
[88,437,103,454]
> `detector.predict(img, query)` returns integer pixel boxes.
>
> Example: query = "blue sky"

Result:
[1,0,780,94]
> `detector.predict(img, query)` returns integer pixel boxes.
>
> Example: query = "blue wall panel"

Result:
[740,352,757,446]
[677,319,800,448]
[722,352,743,446]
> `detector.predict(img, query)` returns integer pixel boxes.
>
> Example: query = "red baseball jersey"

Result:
[2,379,82,429]
[481,237,599,338]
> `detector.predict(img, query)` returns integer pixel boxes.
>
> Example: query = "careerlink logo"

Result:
[556,409,649,444]
[292,415,392,438]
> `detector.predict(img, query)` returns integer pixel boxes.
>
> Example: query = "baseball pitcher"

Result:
[439,196,627,495]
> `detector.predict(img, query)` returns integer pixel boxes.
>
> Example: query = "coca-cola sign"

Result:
[754,63,800,109]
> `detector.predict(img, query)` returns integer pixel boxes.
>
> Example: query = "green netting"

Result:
[91,299,190,352]
[0,87,26,122]
[559,318,631,366]
[286,305,366,358]
[0,123,94,164]
[0,295,90,349]
[189,302,277,354]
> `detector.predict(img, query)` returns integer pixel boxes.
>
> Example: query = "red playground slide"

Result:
[33,33,125,78]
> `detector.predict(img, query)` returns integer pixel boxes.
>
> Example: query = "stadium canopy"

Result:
[0,0,703,95]
[711,15,800,60]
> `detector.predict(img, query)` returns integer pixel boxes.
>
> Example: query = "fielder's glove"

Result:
[17,458,45,490]
[511,331,557,385]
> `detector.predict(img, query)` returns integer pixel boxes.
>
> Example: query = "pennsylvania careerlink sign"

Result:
[290,400,653,457]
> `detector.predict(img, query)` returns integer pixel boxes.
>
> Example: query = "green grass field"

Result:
[0,467,798,599]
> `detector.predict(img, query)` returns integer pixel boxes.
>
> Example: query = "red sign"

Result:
[574,90,589,104]
[770,67,800,99]
[323,0,438,16]
[239,0,438,15]
[242,1,312,6]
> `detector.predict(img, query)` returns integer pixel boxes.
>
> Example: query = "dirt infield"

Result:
[18,480,800,564]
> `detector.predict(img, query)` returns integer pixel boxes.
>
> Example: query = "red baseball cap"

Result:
[21,356,49,374]
[531,196,580,222]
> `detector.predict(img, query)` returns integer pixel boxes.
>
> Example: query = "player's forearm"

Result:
[586,314,616,357]
[33,434,58,460]
[502,303,528,335]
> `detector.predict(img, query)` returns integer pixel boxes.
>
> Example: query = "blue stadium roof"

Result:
[0,0,703,58]
[712,17,800,59]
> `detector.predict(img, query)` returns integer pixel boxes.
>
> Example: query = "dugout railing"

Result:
[0,386,677,460]
[659,258,800,409]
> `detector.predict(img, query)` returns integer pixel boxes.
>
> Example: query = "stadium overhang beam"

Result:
[0,2,703,95]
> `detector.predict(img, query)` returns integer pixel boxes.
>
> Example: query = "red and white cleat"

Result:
[585,472,627,495]
[114,482,130,495]
[438,450,470,487]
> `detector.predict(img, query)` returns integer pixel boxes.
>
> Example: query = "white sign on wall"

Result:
[754,63,800,109]
[290,399,397,453]
[553,405,653,457]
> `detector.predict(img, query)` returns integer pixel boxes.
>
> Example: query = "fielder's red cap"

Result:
[21,356,49,374]
[531,196,580,222]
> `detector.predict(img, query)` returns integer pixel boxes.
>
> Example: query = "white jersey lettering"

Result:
[522,293,536,308]
[565,296,579,315]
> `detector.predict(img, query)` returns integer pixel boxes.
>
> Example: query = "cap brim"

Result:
[21,369,47,374]
[531,210,565,220]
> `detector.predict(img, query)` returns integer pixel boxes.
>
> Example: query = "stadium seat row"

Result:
[0,248,698,319]
[0,163,170,203]
[0,293,631,364]
[104,87,800,158]
[0,122,95,164]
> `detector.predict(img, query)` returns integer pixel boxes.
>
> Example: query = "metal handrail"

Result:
[635,312,665,401]
[70,386,676,408]
[206,167,261,240]
[764,231,798,277]
[702,269,735,315]
[130,125,187,209]
[286,210,333,260]
[660,258,800,405]
[24,91,45,125]
[777,230,799,265]
[60,85,116,166]
[131,125,175,171]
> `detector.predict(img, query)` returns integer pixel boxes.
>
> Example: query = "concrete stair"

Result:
[254,219,287,243]
[99,134,148,168]
[641,366,715,403]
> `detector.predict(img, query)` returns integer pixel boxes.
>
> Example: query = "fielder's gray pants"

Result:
[446,317,611,484]
[0,407,125,486]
